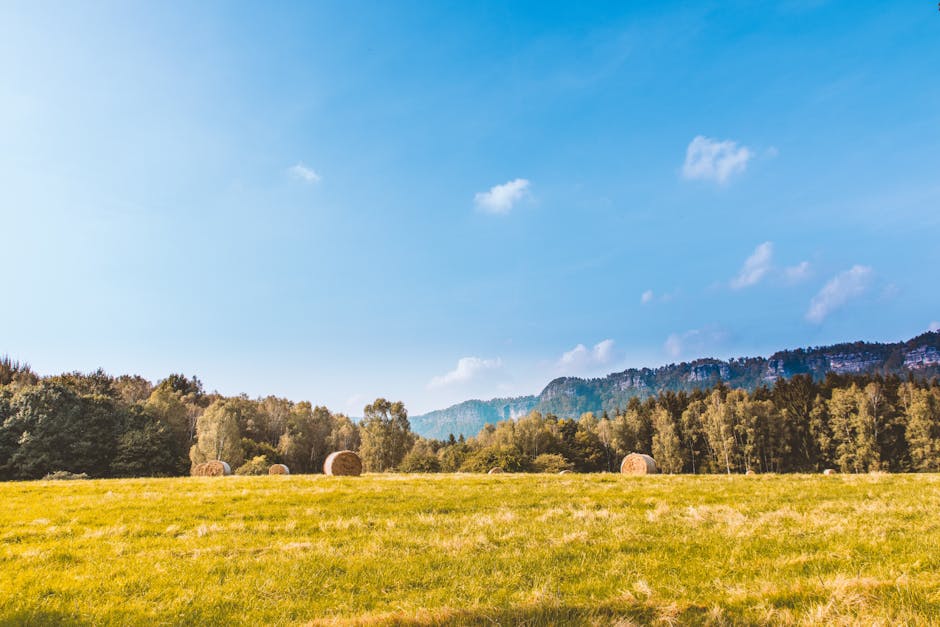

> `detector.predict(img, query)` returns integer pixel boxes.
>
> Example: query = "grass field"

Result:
[2,473,939,626]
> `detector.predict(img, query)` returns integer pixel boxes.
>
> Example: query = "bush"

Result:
[459,446,531,473]
[532,453,572,473]
[399,450,441,473]
[235,456,270,476]
[437,445,471,472]
[241,439,281,464]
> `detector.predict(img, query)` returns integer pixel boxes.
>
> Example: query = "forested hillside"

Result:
[410,396,538,441]
[2,333,940,479]
[411,332,940,438]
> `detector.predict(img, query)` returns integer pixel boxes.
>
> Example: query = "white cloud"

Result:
[730,242,774,289]
[726,241,810,289]
[594,339,615,362]
[664,335,683,359]
[428,357,502,388]
[784,261,812,283]
[474,178,530,214]
[664,327,728,360]
[929,321,940,333]
[289,162,321,183]
[558,344,589,365]
[805,265,872,324]
[557,339,615,371]
[682,135,753,183]
[640,289,676,305]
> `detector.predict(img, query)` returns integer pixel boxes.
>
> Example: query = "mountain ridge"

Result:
[410,332,940,439]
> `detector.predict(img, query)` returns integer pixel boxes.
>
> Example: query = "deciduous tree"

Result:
[359,398,414,472]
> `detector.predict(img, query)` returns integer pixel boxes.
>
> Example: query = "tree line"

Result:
[1,356,939,479]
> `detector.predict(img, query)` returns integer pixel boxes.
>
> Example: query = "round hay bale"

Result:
[559,469,573,475]
[620,453,658,475]
[268,463,290,475]
[823,468,837,476]
[745,469,757,476]
[324,450,362,476]
[487,467,504,474]
[191,462,208,477]
[203,460,231,477]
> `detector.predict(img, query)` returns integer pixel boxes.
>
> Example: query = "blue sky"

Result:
[2,1,938,415]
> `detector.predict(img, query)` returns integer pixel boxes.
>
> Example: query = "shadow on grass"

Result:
[307,601,714,626]
[0,609,91,627]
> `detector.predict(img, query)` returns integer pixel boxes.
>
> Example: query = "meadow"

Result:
[1,473,938,626]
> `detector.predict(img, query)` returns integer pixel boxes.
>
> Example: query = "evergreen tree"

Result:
[5,383,121,479]
[111,417,181,477]
[772,375,815,471]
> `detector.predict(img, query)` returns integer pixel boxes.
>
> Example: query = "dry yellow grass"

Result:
[1,473,938,625]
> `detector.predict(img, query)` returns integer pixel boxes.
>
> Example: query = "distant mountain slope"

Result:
[410,332,940,439]
[410,396,538,441]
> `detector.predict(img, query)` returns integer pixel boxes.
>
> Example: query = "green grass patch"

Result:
[1,473,938,625]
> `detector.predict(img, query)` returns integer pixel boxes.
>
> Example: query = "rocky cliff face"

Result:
[904,345,940,369]
[409,332,940,439]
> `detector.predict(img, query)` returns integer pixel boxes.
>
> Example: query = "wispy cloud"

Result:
[557,339,615,372]
[784,261,812,283]
[929,321,939,333]
[726,241,810,289]
[289,162,321,183]
[805,265,872,324]
[682,135,753,184]
[640,289,677,305]
[730,242,773,289]
[474,178,530,214]
[664,327,728,360]
[428,357,502,388]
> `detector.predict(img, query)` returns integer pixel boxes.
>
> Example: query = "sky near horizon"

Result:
[2,2,939,415]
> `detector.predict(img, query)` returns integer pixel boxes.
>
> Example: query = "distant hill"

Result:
[409,396,538,441]
[409,332,940,439]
